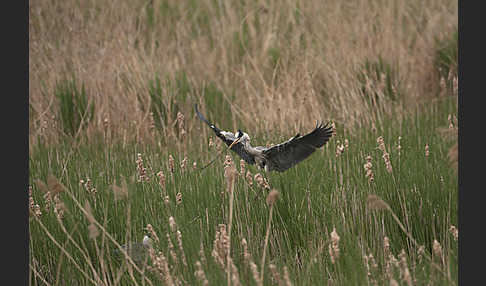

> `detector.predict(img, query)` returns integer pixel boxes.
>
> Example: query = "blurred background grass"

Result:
[29,0,457,146]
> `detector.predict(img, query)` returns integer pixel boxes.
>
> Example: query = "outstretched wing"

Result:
[195,104,256,164]
[262,122,333,172]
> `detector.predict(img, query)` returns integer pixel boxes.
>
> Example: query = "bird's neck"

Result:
[245,144,260,156]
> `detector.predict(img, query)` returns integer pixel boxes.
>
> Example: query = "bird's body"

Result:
[195,104,333,172]
[113,235,152,265]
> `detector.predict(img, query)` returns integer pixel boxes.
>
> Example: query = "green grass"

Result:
[29,97,457,285]
[357,56,402,107]
[434,27,458,89]
[54,77,94,138]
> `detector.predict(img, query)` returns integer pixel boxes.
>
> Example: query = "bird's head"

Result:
[142,234,152,247]
[235,129,250,145]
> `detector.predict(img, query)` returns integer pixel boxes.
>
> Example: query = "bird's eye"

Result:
[237,130,243,138]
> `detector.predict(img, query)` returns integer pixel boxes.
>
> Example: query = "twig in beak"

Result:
[228,137,241,149]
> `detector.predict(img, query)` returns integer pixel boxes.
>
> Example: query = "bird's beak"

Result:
[228,137,241,149]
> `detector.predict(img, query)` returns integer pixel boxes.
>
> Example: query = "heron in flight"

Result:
[195,104,333,172]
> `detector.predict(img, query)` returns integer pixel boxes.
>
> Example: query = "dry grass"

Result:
[29,0,457,146]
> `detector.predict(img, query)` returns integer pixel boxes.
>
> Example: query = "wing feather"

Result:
[195,104,256,164]
[263,122,333,172]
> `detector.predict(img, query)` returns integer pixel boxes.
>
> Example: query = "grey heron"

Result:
[113,234,152,265]
[195,104,333,172]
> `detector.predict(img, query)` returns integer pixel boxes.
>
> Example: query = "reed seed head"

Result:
[331,122,337,135]
[245,170,253,186]
[335,140,345,157]
[180,156,188,171]
[364,155,374,183]
[148,249,173,284]
[449,225,458,241]
[398,249,412,286]
[44,174,67,196]
[177,111,186,139]
[241,238,251,264]
[240,159,246,176]
[176,230,187,266]
[35,179,49,194]
[157,171,166,190]
[167,233,178,264]
[367,194,390,211]
[249,261,262,285]
[417,245,425,263]
[176,192,182,205]
[194,261,209,286]
[53,194,66,220]
[266,189,280,206]
[208,137,214,148]
[224,155,233,167]
[269,264,281,284]
[168,216,177,232]
[148,112,155,134]
[88,223,99,239]
[376,137,393,172]
[439,77,446,95]
[229,257,242,286]
[43,191,52,212]
[283,266,293,286]
[377,136,386,152]
[254,173,270,190]
[145,223,160,243]
[384,236,390,254]
[164,195,170,205]
[329,228,340,264]
[433,239,443,260]
[168,155,175,173]
[82,178,97,195]
[382,152,393,173]
[211,224,229,269]
[254,173,264,186]
[224,155,237,192]
[29,186,42,219]
[136,153,150,182]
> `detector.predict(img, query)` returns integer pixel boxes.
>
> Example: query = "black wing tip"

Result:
[195,103,202,117]
[195,104,217,129]
[195,103,202,114]
[322,122,334,137]
[311,120,334,147]
[313,121,333,134]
